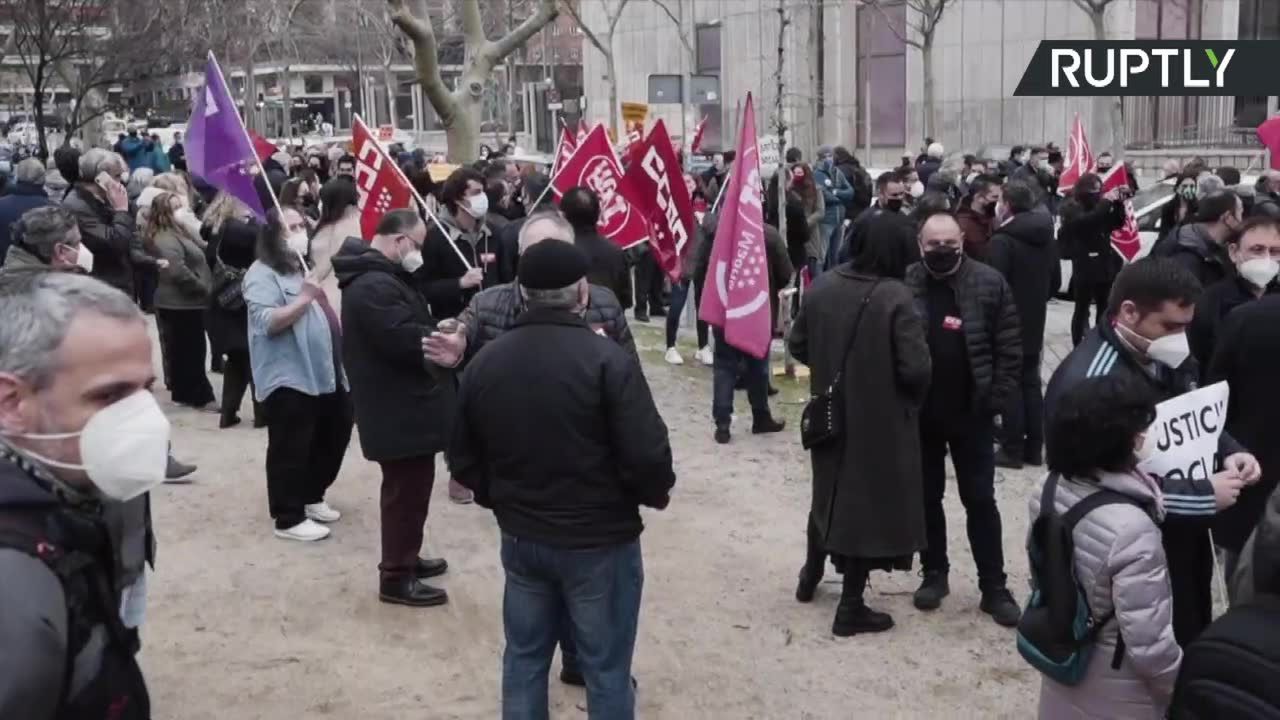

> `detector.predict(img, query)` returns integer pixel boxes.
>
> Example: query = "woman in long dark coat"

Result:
[202,192,264,429]
[788,228,932,637]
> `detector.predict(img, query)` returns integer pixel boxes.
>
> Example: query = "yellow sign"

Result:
[621,101,648,126]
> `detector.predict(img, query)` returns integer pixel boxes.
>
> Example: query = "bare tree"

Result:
[866,0,956,141]
[651,0,696,143]
[1073,0,1125,156]
[559,0,633,139]
[388,0,558,161]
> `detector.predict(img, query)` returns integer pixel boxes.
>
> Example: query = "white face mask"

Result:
[400,240,424,274]
[465,193,489,219]
[73,243,93,273]
[3,391,171,502]
[909,180,925,198]
[285,232,309,258]
[1146,332,1191,369]
[1238,257,1280,289]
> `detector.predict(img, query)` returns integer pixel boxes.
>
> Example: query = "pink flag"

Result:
[1258,116,1280,170]
[1101,165,1141,262]
[690,115,709,155]
[699,94,772,359]
[1058,113,1094,193]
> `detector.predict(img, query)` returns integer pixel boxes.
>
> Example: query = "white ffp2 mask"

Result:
[1239,257,1280,289]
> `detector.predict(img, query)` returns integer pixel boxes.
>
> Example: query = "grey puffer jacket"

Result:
[457,281,638,364]
[1029,470,1181,720]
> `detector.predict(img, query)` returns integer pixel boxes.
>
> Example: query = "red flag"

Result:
[698,94,772,359]
[351,116,415,241]
[620,119,695,281]
[551,128,577,179]
[1058,113,1094,192]
[576,119,589,145]
[621,120,646,168]
[248,129,278,163]
[1258,116,1280,170]
[690,115,709,155]
[1101,165,1141,262]
[551,124,650,250]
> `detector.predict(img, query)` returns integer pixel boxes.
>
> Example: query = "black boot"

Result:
[994,447,1024,470]
[832,568,893,637]
[912,570,950,611]
[751,413,786,434]
[379,577,448,607]
[415,557,448,579]
[796,515,826,603]
[714,424,731,444]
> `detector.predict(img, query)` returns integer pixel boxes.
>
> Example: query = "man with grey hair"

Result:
[61,148,138,296]
[0,271,155,717]
[1253,169,1280,218]
[1,206,85,273]
[450,238,674,717]
[0,157,52,267]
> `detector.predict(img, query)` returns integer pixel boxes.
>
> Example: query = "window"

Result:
[304,75,324,95]
[855,2,906,147]
[569,48,580,62]
[695,24,720,74]
[1236,0,1279,127]
[648,75,681,104]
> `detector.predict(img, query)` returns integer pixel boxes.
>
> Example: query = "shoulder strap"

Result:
[1062,486,1144,532]
[826,279,883,393]
[1038,472,1060,519]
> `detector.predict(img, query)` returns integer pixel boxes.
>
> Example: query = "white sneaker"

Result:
[274,518,331,542]
[305,501,341,523]
[664,347,684,365]
[695,346,714,365]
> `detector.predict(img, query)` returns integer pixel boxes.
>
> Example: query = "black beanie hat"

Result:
[518,239,589,290]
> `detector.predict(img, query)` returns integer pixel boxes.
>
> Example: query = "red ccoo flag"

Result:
[552,124,651,251]
[1101,164,1141,262]
[351,116,415,241]
[690,115,709,155]
[620,119,695,281]
[1258,115,1280,170]
[698,94,772,360]
[1058,113,1094,193]
[551,127,577,178]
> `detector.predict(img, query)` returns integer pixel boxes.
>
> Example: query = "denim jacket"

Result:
[243,261,346,401]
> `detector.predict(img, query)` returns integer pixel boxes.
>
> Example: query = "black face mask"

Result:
[1079,191,1102,209]
[923,247,962,275]
[884,198,904,213]
[982,202,997,218]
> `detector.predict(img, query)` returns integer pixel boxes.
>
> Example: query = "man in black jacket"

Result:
[561,186,632,311]
[838,170,919,273]
[904,211,1022,627]
[493,172,553,283]
[1187,216,1280,374]
[1045,257,1261,645]
[61,149,139,297]
[415,167,490,319]
[333,209,456,608]
[450,239,674,719]
[986,179,1058,468]
[1058,173,1127,345]
[1154,190,1243,291]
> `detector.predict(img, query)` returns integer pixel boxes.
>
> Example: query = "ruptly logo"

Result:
[1014,41,1280,97]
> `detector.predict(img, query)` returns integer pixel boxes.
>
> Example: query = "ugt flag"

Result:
[551,124,650,250]
[352,116,414,241]
[620,119,695,281]
[1101,164,1142,262]
[699,94,772,359]
[1058,113,1094,193]
[186,53,267,219]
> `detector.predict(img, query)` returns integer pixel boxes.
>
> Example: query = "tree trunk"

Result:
[1088,9,1126,157]
[384,64,397,129]
[921,41,935,141]
[244,54,258,132]
[446,94,480,163]
[282,64,293,138]
[605,52,619,140]
[33,67,48,159]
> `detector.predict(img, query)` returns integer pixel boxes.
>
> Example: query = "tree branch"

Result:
[867,0,923,50]
[461,0,486,47]
[483,0,559,69]
[650,0,693,54]
[560,0,607,56]
[607,0,633,37]
[387,0,457,124]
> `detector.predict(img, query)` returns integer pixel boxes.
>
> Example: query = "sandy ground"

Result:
[138,302,1086,718]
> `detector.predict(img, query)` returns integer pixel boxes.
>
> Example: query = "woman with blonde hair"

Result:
[203,191,264,428]
[145,191,216,409]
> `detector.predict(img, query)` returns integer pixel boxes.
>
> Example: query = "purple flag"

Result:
[187,54,267,219]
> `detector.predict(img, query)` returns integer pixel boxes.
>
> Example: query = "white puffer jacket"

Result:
[1028,470,1182,720]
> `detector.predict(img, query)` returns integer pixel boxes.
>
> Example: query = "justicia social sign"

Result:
[1014,41,1280,96]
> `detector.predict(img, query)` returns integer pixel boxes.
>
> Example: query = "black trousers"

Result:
[1071,277,1111,346]
[220,349,262,425]
[1164,526,1214,646]
[156,308,215,407]
[263,387,353,529]
[634,252,666,315]
[1000,353,1044,459]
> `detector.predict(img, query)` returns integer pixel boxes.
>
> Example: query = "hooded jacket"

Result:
[1058,196,1125,286]
[1188,275,1278,375]
[986,209,1059,356]
[1155,222,1233,290]
[332,238,456,462]
[1029,470,1180,719]
[119,135,148,171]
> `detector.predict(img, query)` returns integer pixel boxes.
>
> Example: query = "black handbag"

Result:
[800,280,881,450]
[210,240,245,312]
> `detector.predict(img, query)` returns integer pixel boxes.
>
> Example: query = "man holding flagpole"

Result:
[699,95,787,445]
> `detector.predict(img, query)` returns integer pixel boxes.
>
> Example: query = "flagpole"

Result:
[355,114,473,270]
[208,51,282,217]
[531,124,591,210]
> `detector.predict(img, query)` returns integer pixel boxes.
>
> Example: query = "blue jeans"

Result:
[711,328,769,427]
[501,534,643,720]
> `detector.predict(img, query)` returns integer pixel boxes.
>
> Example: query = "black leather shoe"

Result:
[796,565,823,603]
[912,571,950,611]
[832,602,894,637]
[994,448,1024,470]
[219,415,241,429]
[379,578,448,607]
[714,426,731,444]
[415,557,448,579]
[635,310,650,323]
[980,587,1022,627]
[752,416,786,434]
[559,669,638,690]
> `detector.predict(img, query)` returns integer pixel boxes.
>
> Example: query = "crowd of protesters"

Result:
[1,123,1279,720]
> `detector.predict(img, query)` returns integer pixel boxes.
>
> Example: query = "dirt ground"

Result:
[139,304,1085,718]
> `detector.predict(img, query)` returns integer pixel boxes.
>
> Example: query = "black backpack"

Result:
[1017,473,1143,685]
[1169,595,1280,719]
